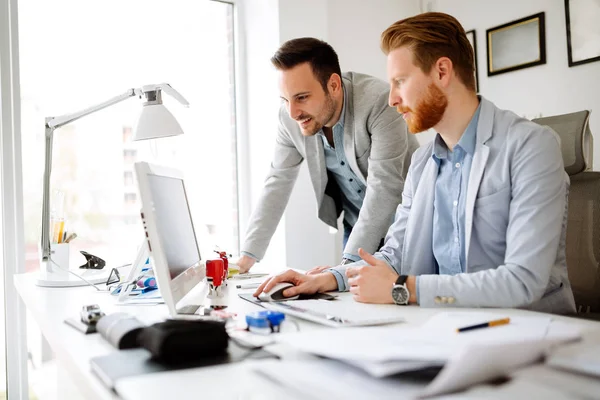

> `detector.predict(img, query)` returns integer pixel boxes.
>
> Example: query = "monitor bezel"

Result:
[134,161,204,316]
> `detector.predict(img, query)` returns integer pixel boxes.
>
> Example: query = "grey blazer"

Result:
[242,72,418,260]
[332,97,576,315]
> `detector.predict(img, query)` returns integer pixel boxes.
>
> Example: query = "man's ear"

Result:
[434,57,453,87]
[328,73,342,94]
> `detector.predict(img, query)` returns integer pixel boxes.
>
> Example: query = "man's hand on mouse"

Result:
[253,269,338,298]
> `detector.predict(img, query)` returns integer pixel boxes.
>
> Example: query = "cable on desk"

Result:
[49,259,103,291]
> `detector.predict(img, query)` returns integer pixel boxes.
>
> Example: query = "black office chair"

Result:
[534,111,600,318]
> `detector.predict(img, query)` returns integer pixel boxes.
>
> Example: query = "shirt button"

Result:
[453,200,458,206]
[358,190,362,193]
[454,237,459,243]
[341,161,345,166]
[455,162,460,168]
[349,178,353,182]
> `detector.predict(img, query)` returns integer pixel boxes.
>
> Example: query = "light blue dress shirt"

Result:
[317,87,366,262]
[416,105,480,302]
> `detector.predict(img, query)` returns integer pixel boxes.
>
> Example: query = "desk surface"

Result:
[14,271,600,400]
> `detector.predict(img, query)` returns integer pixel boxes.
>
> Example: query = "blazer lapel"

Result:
[341,80,366,184]
[403,157,438,274]
[305,134,327,205]
[465,98,494,261]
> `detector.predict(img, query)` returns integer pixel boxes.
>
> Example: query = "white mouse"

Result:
[258,282,300,302]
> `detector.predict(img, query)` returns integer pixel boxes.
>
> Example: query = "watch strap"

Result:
[395,275,408,286]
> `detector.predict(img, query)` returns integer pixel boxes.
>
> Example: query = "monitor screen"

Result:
[146,173,201,279]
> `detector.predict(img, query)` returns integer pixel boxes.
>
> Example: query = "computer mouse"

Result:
[258,282,300,302]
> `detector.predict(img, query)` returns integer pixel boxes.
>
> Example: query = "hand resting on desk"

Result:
[253,269,338,299]
[306,265,333,275]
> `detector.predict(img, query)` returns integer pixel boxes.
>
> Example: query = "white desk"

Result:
[14,271,600,399]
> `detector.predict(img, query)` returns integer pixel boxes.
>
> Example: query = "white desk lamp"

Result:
[37,83,189,287]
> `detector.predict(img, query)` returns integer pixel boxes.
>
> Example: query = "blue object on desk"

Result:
[137,277,157,289]
[246,311,285,334]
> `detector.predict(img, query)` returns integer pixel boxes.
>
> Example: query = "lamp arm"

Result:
[47,88,142,129]
[41,87,142,264]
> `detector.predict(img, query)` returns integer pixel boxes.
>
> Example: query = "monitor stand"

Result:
[118,242,150,302]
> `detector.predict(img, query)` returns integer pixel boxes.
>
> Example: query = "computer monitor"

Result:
[134,161,205,315]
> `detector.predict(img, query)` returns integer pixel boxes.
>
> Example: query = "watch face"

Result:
[392,285,409,305]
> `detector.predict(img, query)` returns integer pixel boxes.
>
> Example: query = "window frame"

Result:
[1,0,30,397]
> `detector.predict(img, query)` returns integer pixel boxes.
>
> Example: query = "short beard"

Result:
[399,83,448,134]
[302,92,337,136]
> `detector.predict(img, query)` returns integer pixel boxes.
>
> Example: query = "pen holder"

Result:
[49,243,70,273]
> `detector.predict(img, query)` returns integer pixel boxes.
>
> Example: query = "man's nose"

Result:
[388,90,400,108]
[289,102,301,119]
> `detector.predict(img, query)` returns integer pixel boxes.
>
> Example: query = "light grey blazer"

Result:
[242,72,418,260]
[332,97,576,315]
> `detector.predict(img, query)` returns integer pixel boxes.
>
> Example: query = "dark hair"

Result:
[271,37,342,92]
[381,12,476,92]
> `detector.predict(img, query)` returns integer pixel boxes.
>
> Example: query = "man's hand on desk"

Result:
[346,248,416,304]
[306,265,333,275]
[237,255,256,274]
[253,270,338,298]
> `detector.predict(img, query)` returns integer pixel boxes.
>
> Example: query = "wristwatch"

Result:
[391,275,410,305]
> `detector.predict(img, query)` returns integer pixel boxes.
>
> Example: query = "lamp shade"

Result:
[134,103,184,141]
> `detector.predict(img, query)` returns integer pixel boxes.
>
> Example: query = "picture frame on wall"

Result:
[565,0,600,67]
[486,12,546,76]
[465,29,479,93]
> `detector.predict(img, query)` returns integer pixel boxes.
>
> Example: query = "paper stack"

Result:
[261,312,581,398]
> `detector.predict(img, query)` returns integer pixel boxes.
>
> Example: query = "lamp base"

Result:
[35,265,110,287]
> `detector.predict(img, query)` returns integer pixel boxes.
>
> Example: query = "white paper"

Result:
[251,359,426,400]
[276,326,453,362]
[343,358,443,378]
[420,339,551,398]
[275,311,581,397]
[275,312,570,363]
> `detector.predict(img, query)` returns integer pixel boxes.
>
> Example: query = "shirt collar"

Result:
[431,102,481,163]
[458,103,481,156]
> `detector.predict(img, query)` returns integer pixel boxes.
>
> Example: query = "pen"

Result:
[236,283,261,289]
[230,273,268,280]
[456,317,510,333]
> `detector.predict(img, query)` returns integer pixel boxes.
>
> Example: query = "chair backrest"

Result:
[565,172,600,314]
[533,110,593,175]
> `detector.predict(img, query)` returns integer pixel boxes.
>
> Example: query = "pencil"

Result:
[456,317,510,333]
[57,221,65,243]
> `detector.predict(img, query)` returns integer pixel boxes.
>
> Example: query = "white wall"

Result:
[238,0,287,268]
[241,0,420,269]
[425,0,600,163]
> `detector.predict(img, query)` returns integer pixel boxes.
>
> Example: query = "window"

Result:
[19,0,239,272]
[18,0,239,394]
